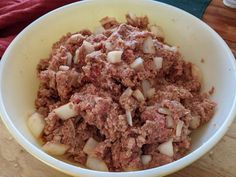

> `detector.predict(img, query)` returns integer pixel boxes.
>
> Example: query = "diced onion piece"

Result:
[42,142,69,155]
[132,89,145,101]
[176,120,184,137]
[170,46,177,52]
[166,116,174,128]
[59,65,69,71]
[83,41,95,54]
[163,45,169,50]
[126,110,133,126]
[130,57,144,70]
[141,155,152,165]
[105,42,112,51]
[73,48,79,64]
[94,26,105,35]
[74,41,94,64]
[141,80,151,97]
[158,108,171,115]
[191,64,202,83]
[86,156,108,171]
[69,33,84,42]
[163,45,178,52]
[122,87,133,97]
[66,52,72,66]
[83,137,98,155]
[150,25,165,39]
[143,36,155,54]
[107,51,123,63]
[53,102,77,120]
[27,112,45,138]
[153,57,163,70]
[157,138,174,157]
[146,88,155,99]
[189,116,201,129]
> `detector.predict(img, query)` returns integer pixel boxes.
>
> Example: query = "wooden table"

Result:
[0,0,236,177]
[203,0,236,57]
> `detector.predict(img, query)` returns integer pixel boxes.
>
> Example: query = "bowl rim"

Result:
[1,0,236,176]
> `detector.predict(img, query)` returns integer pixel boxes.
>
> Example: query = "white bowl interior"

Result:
[1,0,236,177]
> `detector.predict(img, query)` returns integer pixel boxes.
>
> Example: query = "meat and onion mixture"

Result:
[28,14,216,172]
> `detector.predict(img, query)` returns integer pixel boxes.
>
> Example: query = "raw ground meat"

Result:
[34,14,216,171]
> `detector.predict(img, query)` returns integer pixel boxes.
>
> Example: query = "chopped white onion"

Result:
[166,116,174,128]
[191,64,202,83]
[123,87,133,97]
[170,46,177,52]
[53,102,78,120]
[130,57,144,70]
[126,110,133,126]
[146,88,156,99]
[163,45,169,50]
[141,155,152,165]
[163,45,178,52]
[132,89,145,101]
[150,25,165,39]
[176,120,184,137]
[73,41,94,64]
[189,116,201,129]
[94,26,105,35]
[157,138,174,157]
[73,48,79,64]
[105,42,112,51]
[83,41,95,54]
[59,65,70,71]
[158,108,171,115]
[153,57,163,70]
[66,52,72,66]
[122,87,133,97]
[42,142,69,155]
[143,36,155,54]
[86,156,108,171]
[69,33,84,42]
[141,80,151,97]
[83,137,98,155]
[107,51,123,63]
[27,112,45,138]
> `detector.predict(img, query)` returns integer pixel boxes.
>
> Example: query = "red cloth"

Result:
[0,0,79,58]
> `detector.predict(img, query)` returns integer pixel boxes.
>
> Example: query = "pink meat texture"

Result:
[35,15,216,171]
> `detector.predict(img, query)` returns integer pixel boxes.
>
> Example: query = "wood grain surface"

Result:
[0,0,236,177]
[202,0,236,57]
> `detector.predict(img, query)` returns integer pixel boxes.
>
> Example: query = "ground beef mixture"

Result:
[33,14,216,171]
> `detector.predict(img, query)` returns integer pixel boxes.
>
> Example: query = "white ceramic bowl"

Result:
[0,0,236,176]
